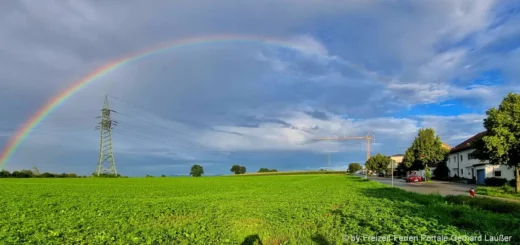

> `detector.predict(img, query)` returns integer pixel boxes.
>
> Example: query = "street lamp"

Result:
[391,160,394,187]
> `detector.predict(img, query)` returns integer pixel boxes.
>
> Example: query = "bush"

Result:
[484,177,508,186]
[501,184,514,193]
[510,179,516,188]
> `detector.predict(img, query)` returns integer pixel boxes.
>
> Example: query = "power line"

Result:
[115,123,211,153]
[112,129,222,156]
[114,126,211,153]
[113,111,227,153]
[114,117,217,150]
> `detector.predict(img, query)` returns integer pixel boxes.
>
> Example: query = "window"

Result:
[495,171,502,177]
[468,152,477,160]
[460,169,463,175]
[460,155,463,161]
[453,156,456,162]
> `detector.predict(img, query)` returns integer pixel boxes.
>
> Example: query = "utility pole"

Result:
[391,160,394,187]
[95,95,118,177]
[313,132,375,179]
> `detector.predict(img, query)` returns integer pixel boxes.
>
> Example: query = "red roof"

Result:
[450,131,487,154]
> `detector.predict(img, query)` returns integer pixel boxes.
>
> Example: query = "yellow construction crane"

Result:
[313,132,375,178]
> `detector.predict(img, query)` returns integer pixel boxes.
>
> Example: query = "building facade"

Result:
[385,154,403,175]
[447,132,515,184]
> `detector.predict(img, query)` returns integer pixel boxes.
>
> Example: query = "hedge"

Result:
[484,177,508,187]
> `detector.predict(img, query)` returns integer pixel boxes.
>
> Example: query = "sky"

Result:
[1,0,520,176]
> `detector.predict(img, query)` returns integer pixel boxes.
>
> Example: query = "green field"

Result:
[1,175,519,244]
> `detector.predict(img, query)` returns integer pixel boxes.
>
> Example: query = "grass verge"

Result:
[476,186,520,201]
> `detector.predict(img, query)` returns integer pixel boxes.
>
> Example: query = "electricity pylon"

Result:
[95,95,118,177]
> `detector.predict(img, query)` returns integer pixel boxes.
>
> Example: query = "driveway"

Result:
[359,175,477,196]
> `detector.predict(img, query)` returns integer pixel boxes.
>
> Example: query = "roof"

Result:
[441,142,452,150]
[391,154,404,157]
[449,131,487,154]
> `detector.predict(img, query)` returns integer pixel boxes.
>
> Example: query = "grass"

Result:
[1,175,519,244]
[476,186,520,201]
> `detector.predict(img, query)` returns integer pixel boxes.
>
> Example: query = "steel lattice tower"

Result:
[95,95,118,176]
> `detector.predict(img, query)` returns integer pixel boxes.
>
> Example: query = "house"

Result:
[447,132,515,184]
[386,154,403,174]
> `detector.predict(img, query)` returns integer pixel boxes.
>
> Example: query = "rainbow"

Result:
[0,34,330,169]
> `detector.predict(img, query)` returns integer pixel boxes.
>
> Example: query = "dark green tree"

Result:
[41,172,55,178]
[402,128,449,170]
[471,93,520,192]
[258,168,278,173]
[365,153,391,173]
[0,169,11,178]
[230,165,241,174]
[347,163,363,173]
[190,164,204,177]
[239,166,246,174]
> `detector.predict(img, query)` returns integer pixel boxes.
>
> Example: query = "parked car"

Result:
[406,175,422,182]
[378,173,384,177]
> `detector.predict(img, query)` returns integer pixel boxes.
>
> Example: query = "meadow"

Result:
[1,175,519,245]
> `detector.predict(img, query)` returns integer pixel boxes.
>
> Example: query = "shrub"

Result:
[510,179,516,188]
[484,177,508,186]
[501,184,514,193]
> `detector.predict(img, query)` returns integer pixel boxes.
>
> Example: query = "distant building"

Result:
[447,132,515,184]
[387,154,403,174]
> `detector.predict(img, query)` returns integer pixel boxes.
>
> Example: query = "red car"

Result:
[406,175,422,182]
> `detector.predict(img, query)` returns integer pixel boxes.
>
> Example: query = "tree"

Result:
[231,165,246,174]
[424,165,431,181]
[471,93,520,192]
[365,153,391,173]
[230,165,241,174]
[402,128,449,171]
[258,168,277,173]
[0,169,10,178]
[347,163,363,173]
[190,164,204,177]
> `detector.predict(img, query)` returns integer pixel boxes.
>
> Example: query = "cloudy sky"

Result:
[1,0,520,176]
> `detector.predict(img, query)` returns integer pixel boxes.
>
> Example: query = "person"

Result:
[469,188,475,197]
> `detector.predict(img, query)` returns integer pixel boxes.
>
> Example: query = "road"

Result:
[355,175,520,204]
[360,175,477,196]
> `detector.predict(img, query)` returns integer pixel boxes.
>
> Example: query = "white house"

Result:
[447,132,515,184]
[386,154,403,174]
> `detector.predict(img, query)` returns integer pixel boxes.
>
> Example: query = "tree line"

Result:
[1,169,83,178]
[0,169,127,178]
[189,164,278,177]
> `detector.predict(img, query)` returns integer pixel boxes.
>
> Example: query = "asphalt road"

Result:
[359,175,477,196]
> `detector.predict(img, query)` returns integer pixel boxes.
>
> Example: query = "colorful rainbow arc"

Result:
[0,34,322,169]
